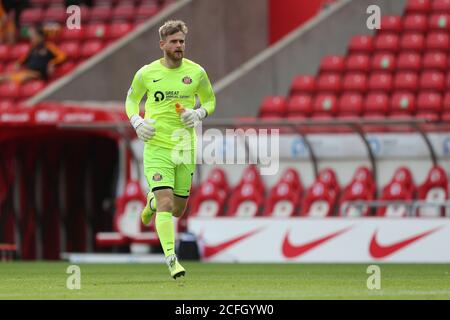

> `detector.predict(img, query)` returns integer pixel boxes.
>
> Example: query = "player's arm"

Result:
[180,68,216,128]
[125,68,156,141]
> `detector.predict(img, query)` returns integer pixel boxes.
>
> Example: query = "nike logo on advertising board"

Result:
[282,226,352,258]
[202,227,264,259]
[369,226,443,259]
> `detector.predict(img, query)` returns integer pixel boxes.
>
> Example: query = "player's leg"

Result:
[143,144,185,279]
[173,147,195,218]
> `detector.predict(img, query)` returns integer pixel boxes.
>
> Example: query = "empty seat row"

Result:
[295,72,450,94]
[320,52,450,73]
[259,93,450,121]
[189,165,449,218]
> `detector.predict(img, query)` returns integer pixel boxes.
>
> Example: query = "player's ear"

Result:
[159,39,165,50]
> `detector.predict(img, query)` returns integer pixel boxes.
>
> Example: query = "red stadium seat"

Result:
[339,181,374,217]
[259,96,287,118]
[90,6,113,22]
[80,40,104,58]
[364,92,389,116]
[405,0,431,14]
[422,52,447,71]
[400,33,425,52]
[20,80,46,99]
[9,43,31,61]
[84,23,109,40]
[226,183,264,217]
[317,168,340,198]
[416,91,442,120]
[206,167,230,193]
[420,71,445,91]
[20,8,44,25]
[0,82,21,99]
[286,95,313,118]
[290,75,315,95]
[348,35,374,53]
[417,165,448,217]
[108,22,133,40]
[342,73,367,93]
[263,181,301,217]
[368,72,393,92]
[392,166,416,196]
[374,34,400,52]
[0,44,10,62]
[236,165,265,195]
[403,14,428,32]
[189,181,227,217]
[377,181,413,217]
[42,6,66,23]
[432,0,450,12]
[345,54,370,73]
[136,3,159,20]
[313,94,338,117]
[338,92,363,117]
[351,166,376,194]
[371,53,396,72]
[52,61,76,79]
[380,16,402,33]
[319,55,345,73]
[426,32,450,50]
[59,27,85,42]
[394,72,419,91]
[390,92,416,116]
[279,167,303,194]
[60,41,81,61]
[428,14,450,30]
[396,52,421,71]
[316,73,341,93]
[300,181,336,217]
[112,4,136,21]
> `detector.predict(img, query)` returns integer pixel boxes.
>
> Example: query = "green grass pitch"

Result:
[0,262,449,299]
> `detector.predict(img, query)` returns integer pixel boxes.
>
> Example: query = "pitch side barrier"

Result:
[203,117,437,190]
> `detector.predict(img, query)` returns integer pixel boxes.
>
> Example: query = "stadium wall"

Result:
[31,0,268,104]
[212,0,407,119]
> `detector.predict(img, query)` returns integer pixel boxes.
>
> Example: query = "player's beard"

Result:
[167,49,184,62]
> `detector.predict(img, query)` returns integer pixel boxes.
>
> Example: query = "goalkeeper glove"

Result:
[179,107,207,128]
[130,115,156,142]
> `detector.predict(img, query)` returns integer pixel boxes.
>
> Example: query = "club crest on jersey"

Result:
[182,76,192,84]
[152,173,162,181]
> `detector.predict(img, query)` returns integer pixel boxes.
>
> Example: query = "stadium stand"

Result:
[0,0,169,103]
[257,0,450,122]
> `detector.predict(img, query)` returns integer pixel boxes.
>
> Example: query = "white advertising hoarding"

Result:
[188,218,450,263]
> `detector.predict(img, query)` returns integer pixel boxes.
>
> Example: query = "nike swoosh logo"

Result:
[282,226,352,258]
[369,226,443,259]
[203,227,263,259]
[153,79,163,82]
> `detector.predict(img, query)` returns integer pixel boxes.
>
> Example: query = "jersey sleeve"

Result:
[196,68,216,116]
[125,67,147,119]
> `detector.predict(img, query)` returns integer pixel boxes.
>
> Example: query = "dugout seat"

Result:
[377,181,414,217]
[338,181,374,217]
[417,165,449,217]
[263,181,300,217]
[226,183,264,217]
[300,181,336,217]
[189,181,227,217]
[95,180,159,247]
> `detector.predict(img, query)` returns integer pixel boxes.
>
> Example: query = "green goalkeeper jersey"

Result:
[125,58,216,150]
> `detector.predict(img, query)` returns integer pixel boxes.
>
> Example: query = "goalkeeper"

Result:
[125,20,216,279]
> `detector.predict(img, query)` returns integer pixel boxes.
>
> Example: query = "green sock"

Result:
[155,211,175,257]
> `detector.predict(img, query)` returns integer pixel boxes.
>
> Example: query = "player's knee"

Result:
[173,206,186,218]
[157,196,174,213]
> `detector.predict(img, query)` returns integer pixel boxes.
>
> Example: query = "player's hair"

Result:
[159,20,188,40]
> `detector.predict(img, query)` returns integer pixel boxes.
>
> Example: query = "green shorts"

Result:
[143,144,196,198]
